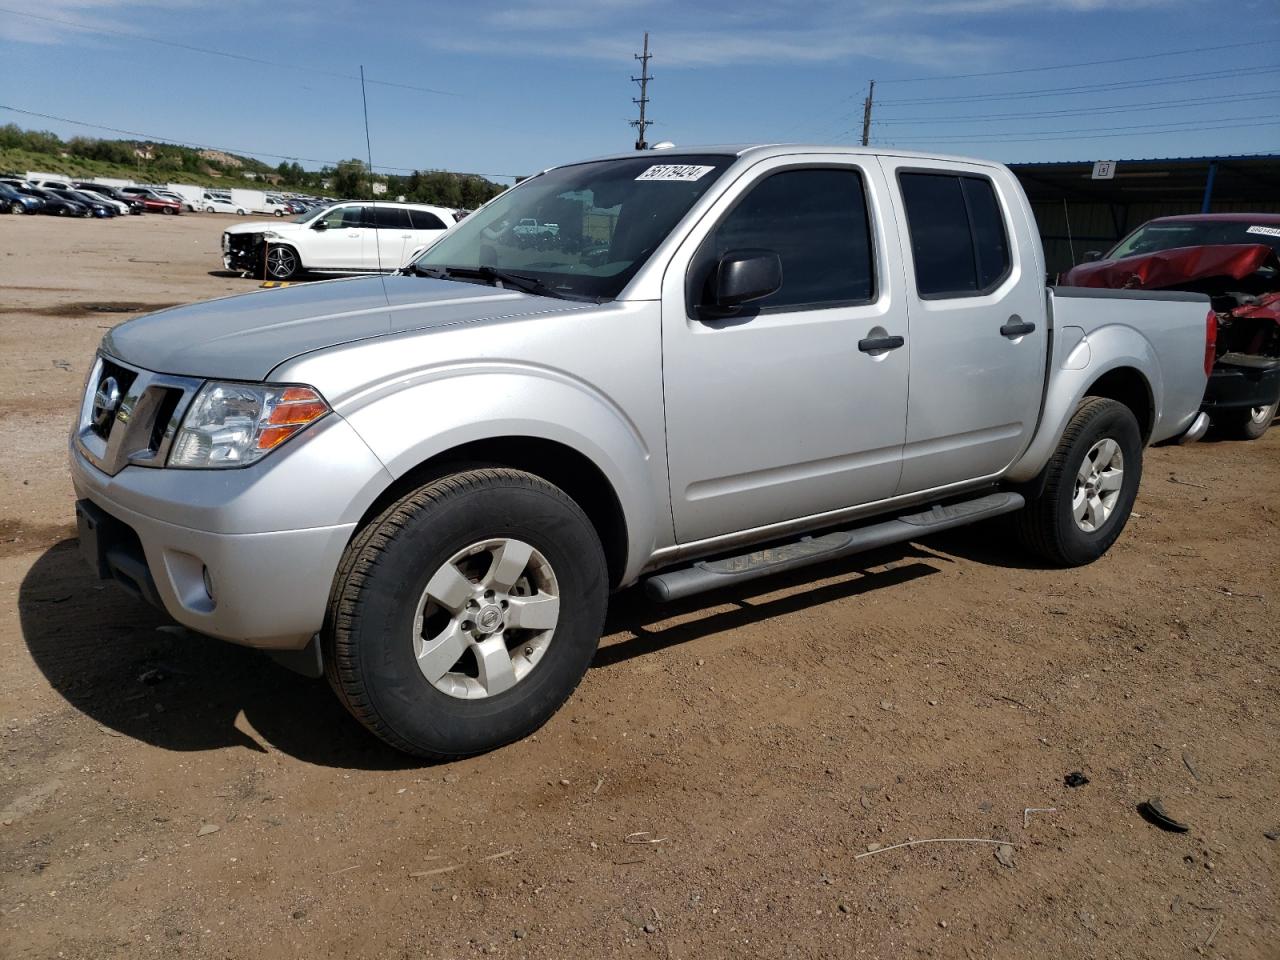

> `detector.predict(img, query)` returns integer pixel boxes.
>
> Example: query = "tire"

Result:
[205,206,215,213]
[236,209,246,216]
[274,209,284,217]
[163,206,175,215]
[1015,397,1143,567]
[323,468,608,759]
[8,201,22,215]
[1218,400,1277,441]
[264,244,301,280]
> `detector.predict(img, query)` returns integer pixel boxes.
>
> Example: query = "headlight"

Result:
[168,382,330,469]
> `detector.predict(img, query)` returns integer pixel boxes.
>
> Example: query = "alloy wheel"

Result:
[412,538,560,700]
[1072,437,1124,533]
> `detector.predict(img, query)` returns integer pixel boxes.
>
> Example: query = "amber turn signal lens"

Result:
[255,387,329,450]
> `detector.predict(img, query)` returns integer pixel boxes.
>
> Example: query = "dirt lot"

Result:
[1,212,1277,959]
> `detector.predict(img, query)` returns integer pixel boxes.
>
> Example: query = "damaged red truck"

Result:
[1060,213,1280,440]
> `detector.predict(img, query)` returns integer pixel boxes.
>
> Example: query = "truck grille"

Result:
[76,356,204,476]
[90,358,139,442]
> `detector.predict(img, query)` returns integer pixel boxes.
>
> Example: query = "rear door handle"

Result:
[1000,318,1036,338]
[858,335,905,353]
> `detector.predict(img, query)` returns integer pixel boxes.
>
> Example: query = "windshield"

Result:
[410,154,734,300]
[1109,220,1280,258]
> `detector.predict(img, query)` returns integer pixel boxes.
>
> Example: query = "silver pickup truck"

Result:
[71,145,1213,758]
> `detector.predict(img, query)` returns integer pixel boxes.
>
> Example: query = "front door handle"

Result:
[1000,317,1036,338]
[858,335,905,353]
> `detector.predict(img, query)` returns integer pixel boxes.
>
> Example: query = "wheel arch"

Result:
[352,435,631,590]
[1083,365,1155,443]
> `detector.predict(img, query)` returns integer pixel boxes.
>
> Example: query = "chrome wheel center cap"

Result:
[475,604,504,635]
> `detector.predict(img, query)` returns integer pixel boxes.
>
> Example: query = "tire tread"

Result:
[322,468,600,759]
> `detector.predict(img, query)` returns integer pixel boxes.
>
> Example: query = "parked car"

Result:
[119,187,183,214]
[1060,213,1280,439]
[48,183,130,216]
[51,188,116,218]
[74,183,146,214]
[0,181,43,214]
[200,193,248,215]
[70,145,1212,759]
[221,201,454,279]
[2,182,87,216]
[513,217,559,237]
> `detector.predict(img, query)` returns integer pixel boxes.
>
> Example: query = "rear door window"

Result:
[370,206,412,230]
[408,209,448,230]
[899,173,1011,298]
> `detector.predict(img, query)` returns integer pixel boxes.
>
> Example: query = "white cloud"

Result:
[426,0,1183,68]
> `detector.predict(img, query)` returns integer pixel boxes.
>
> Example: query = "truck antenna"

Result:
[360,64,387,299]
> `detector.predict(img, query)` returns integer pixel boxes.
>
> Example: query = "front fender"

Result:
[337,364,661,583]
[1006,323,1164,483]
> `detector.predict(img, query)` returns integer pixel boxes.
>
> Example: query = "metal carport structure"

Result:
[1008,154,1280,276]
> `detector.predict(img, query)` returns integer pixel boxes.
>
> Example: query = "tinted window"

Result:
[963,178,1011,289]
[899,172,1010,298]
[370,206,412,230]
[408,209,448,230]
[693,168,875,312]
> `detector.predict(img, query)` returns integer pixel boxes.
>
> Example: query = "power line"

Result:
[0,104,524,180]
[880,38,1278,84]
[874,90,1280,125]
[0,6,455,97]
[877,116,1280,145]
[878,64,1280,106]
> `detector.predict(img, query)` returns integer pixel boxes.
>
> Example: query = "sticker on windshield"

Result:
[635,164,716,182]
[1246,225,1280,238]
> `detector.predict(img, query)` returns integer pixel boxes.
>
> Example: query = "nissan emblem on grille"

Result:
[92,376,121,431]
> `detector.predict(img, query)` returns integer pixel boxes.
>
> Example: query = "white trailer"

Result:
[230,189,272,215]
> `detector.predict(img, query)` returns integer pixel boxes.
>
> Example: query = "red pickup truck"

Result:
[1061,213,1280,440]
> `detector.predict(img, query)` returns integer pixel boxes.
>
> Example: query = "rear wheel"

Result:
[323,468,607,759]
[265,245,301,280]
[1218,400,1277,441]
[1015,397,1142,566]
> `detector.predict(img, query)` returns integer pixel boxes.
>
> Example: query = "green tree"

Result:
[331,159,366,197]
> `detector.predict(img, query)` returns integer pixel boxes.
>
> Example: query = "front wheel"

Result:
[1218,400,1277,441]
[264,244,301,280]
[323,468,608,759]
[1015,397,1142,566]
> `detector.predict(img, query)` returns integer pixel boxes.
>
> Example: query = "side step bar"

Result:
[644,492,1025,603]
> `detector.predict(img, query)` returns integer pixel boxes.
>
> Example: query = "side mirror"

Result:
[1081,250,1103,263]
[311,220,328,231]
[712,249,783,310]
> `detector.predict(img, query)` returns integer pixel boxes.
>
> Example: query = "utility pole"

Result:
[631,32,653,150]
[860,79,875,147]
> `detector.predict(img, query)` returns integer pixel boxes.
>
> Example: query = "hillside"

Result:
[0,125,506,206]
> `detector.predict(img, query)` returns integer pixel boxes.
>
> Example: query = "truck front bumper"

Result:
[1202,352,1280,414]
[68,416,391,651]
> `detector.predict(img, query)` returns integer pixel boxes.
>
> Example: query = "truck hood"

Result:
[103,276,584,381]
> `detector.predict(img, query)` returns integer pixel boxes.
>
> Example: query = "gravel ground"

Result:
[1,212,1277,959]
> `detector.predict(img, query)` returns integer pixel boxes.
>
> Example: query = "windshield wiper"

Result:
[403,263,595,302]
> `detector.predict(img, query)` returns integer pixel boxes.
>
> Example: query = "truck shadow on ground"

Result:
[19,528,1013,767]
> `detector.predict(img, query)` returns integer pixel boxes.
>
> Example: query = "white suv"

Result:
[221,201,455,280]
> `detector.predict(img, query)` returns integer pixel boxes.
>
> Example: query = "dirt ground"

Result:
[1,212,1277,959]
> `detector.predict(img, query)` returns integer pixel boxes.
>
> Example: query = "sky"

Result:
[1,0,1278,183]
